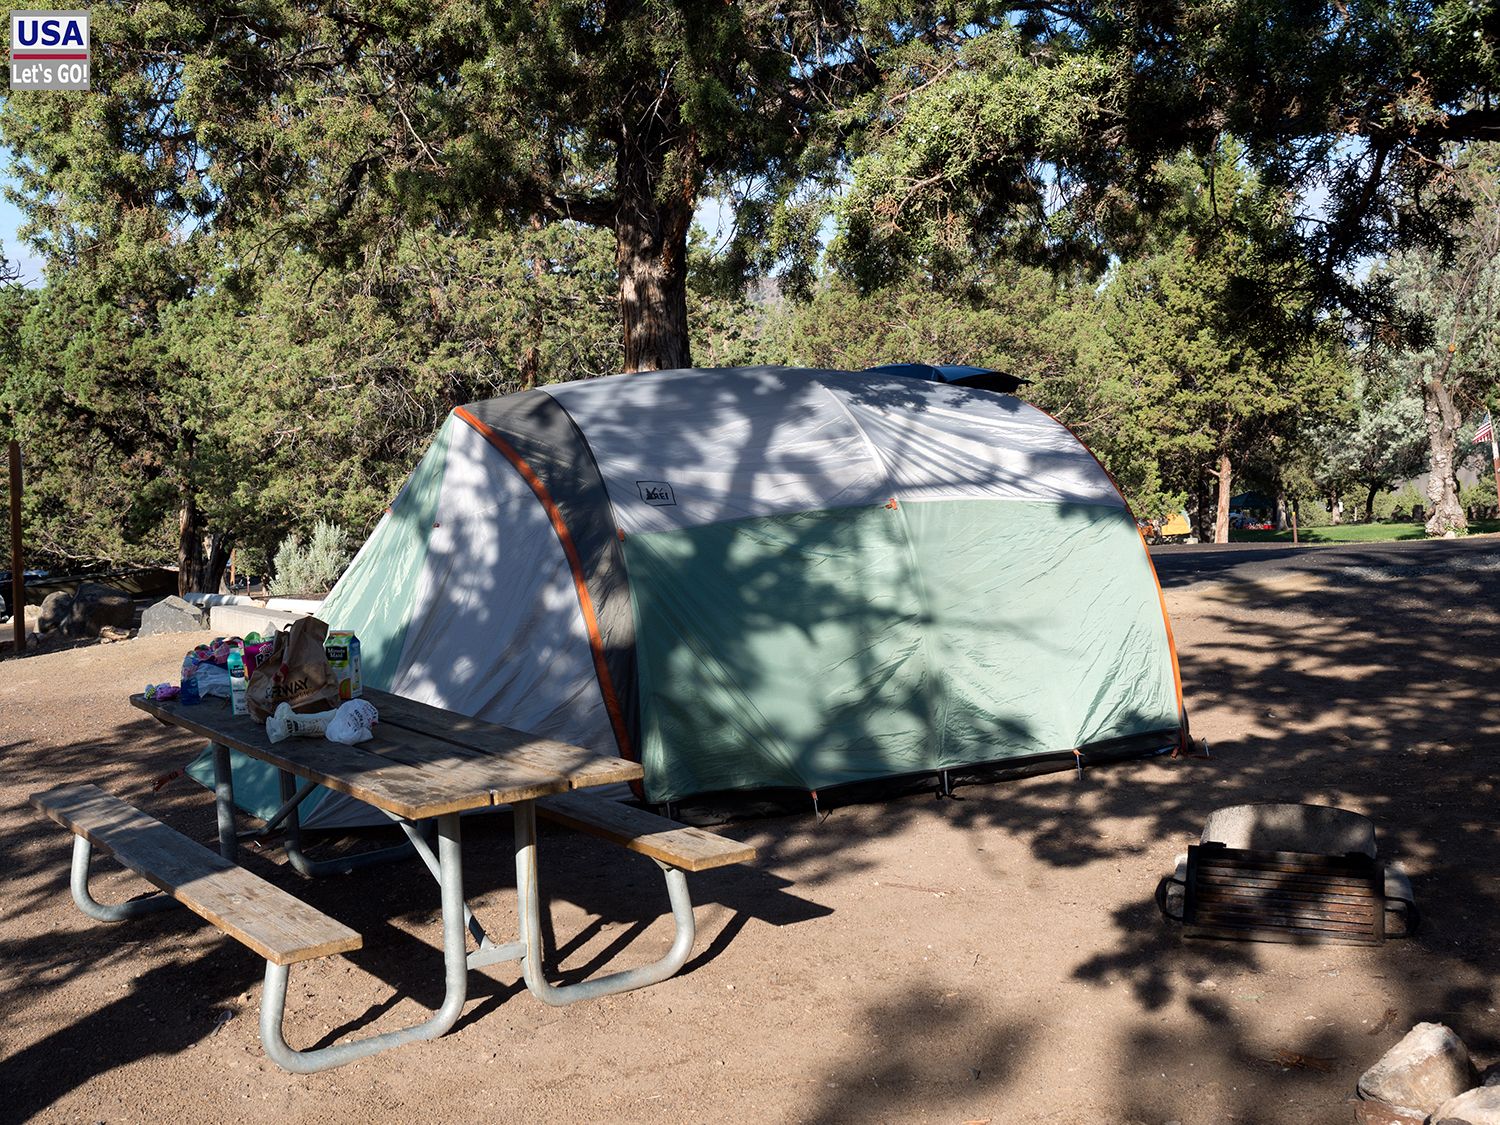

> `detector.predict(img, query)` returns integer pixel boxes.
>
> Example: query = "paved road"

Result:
[1148,532,1500,588]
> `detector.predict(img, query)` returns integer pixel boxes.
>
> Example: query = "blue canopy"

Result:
[863,363,1028,393]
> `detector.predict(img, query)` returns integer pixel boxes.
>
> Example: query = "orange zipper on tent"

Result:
[454,407,636,762]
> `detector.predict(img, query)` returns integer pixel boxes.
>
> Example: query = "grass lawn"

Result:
[1231,520,1500,544]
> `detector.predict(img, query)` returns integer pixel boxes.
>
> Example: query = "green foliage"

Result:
[1027,149,1351,530]
[1460,475,1498,516]
[269,520,351,599]
[1,220,620,573]
[1372,486,1426,522]
[1303,359,1427,517]
[3,0,1005,370]
[173,223,619,549]
[7,0,1463,566]
[1293,502,1336,530]
[832,1,1500,329]
[1378,147,1500,535]
[833,30,1122,286]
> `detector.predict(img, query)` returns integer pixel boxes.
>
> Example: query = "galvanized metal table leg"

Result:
[258,812,469,1073]
[393,814,526,969]
[513,800,696,1008]
[69,835,181,922]
[276,770,417,879]
[211,741,237,861]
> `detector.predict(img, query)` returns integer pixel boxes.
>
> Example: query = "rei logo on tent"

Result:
[636,480,676,506]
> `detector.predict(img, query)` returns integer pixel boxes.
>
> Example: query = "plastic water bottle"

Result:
[227,645,248,716]
[179,655,201,706]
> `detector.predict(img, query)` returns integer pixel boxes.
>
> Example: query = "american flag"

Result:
[1474,415,1495,445]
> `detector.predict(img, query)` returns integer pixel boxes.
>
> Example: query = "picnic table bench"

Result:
[31,782,361,964]
[30,689,755,1072]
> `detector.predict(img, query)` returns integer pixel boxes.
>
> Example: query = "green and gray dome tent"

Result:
[203,366,1186,826]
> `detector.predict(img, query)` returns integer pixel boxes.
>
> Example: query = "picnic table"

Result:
[31,688,753,1072]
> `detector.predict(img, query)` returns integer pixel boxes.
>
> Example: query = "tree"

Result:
[1307,364,1427,523]
[1379,149,1500,536]
[0,203,620,584]
[1026,290,1187,524]
[22,4,1489,371]
[4,2,1009,373]
[833,2,1500,329]
[1070,152,1350,542]
[766,266,1062,375]
[0,232,221,589]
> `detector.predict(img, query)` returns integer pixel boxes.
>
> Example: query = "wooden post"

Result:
[8,441,23,655]
[1488,420,1500,522]
[1290,506,1299,546]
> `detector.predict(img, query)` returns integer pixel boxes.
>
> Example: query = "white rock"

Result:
[1358,1023,1479,1117]
[1433,1085,1500,1124]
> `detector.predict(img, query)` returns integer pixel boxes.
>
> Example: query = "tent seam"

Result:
[813,379,950,770]
[1027,402,1188,745]
[453,406,636,762]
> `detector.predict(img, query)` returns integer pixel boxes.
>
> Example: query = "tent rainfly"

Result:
[198,366,1186,826]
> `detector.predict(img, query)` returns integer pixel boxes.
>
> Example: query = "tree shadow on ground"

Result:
[5,461,1499,1119]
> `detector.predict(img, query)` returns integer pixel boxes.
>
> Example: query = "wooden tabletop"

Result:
[131,692,642,821]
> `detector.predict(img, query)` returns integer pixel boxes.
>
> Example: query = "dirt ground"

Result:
[2,549,1498,1124]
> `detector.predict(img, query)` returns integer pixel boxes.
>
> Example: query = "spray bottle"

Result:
[227,643,248,716]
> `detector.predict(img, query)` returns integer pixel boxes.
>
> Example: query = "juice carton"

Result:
[325,631,363,700]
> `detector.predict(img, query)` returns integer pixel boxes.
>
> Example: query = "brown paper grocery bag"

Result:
[247,616,341,721]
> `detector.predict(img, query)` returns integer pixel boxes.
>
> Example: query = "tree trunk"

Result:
[177,490,206,596]
[615,146,694,373]
[204,533,232,594]
[1214,452,1232,544]
[519,214,545,390]
[174,428,233,594]
[1365,482,1379,523]
[1192,481,1211,541]
[1422,367,1467,536]
[1275,493,1289,531]
[178,525,232,596]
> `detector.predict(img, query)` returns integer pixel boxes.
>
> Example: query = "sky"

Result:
[0,176,45,286]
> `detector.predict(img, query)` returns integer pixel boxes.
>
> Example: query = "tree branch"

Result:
[1411,107,1500,143]
[547,194,616,227]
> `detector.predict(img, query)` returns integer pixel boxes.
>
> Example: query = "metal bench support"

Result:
[69,835,182,922]
[512,800,696,1007]
[258,812,469,1073]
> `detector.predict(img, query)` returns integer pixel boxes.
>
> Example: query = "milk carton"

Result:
[325,631,362,700]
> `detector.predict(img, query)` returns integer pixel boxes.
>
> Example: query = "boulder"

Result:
[62,583,134,639]
[1432,1086,1500,1124]
[1353,1101,1427,1125]
[139,594,207,637]
[37,590,71,633]
[1358,1023,1479,1118]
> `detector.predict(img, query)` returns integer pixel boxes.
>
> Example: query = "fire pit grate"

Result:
[1182,842,1386,945]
